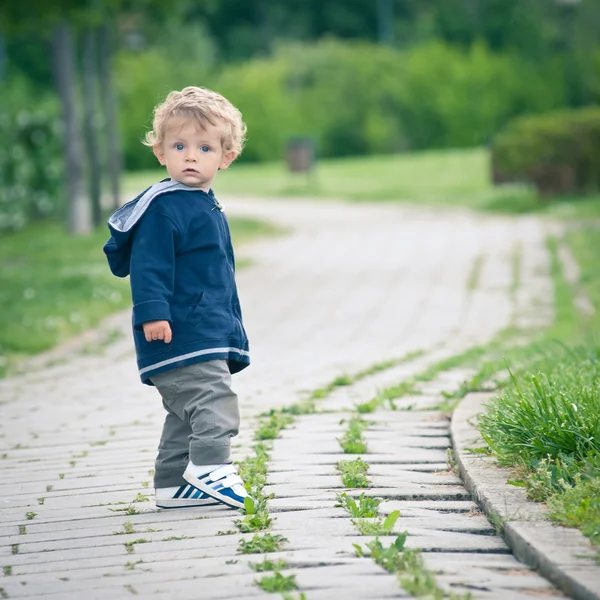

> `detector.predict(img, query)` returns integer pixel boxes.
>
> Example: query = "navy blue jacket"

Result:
[103,180,250,384]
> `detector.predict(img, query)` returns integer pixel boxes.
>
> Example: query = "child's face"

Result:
[153,117,236,191]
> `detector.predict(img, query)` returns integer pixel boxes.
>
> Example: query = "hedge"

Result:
[491,107,600,197]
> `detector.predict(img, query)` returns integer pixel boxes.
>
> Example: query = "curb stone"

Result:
[451,390,600,600]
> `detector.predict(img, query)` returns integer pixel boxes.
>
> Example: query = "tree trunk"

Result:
[98,24,122,211]
[52,21,91,235]
[82,27,103,227]
[0,33,6,83]
[377,0,395,45]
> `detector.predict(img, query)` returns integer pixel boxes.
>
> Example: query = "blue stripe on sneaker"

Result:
[173,486,185,499]
[220,487,244,503]
[182,486,194,499]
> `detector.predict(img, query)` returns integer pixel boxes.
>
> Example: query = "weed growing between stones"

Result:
[255,571,297,593]
[336,457,370,488]
[25,512,36,520]
[125,560,143,570]
[338,416,368,453]
[353,510,400,536]
[113,521,138,535]
[236,496,273,533]
[132,493,150,503]
[10,545,18,555]
[249,558,288,572]
[336,492,380,518]
[238,533,288,554]
[254,410,295,441]
[217,529,237,536]
[2,566,11,576]
[354,536,472,599]
[124,538,150,554]
[18,525,25,535]
[236,441,273,533]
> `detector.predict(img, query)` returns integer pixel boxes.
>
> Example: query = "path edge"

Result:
[450,390,600,600]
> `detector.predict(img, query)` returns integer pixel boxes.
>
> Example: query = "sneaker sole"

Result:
[183,471,245,509]
[156,498,220,509]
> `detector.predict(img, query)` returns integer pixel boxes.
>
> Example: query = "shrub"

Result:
[116,36,566,167]
[490,107,600,197]
[0,77,63,230]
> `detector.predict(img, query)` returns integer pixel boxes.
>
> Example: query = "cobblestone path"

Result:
[0,198,565,598]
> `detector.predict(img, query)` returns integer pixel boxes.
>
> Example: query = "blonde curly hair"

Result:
[143,86,247,157]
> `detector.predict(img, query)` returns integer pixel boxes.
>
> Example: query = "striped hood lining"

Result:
[108,180,201,233]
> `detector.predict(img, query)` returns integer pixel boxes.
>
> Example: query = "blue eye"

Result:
[201,145,211,153]
[175,143,184,151]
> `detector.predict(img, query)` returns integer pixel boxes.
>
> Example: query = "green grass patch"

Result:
[354,535,471,599]
[353,510,400,536]
[124,538,150,554]
[336,492,380,518]
[474,220,600,547]
[254,410,295,441]
[249,558,288,572]
[127,149,600,219]
[336,457,370,488]
[0,216,279,377]
[236,496,273,533]
[126,148,521,211]
[255,571,297,593]
[238,533,288,554]
[338,416,368,454]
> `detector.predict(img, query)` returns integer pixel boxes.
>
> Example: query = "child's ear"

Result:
[219,151,237,171]
[153,144,166,166]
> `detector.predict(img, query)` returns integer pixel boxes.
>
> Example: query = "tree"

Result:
[82,26,103,227]
[53,21,91,235]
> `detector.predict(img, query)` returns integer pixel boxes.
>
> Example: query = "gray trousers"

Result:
[150,360,240,489]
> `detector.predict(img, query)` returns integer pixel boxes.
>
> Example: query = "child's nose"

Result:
[185,150,198,161]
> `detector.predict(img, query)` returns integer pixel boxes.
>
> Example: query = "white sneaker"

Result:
[183,462,250,509]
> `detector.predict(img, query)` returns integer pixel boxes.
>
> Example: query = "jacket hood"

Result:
[103,179,212,277]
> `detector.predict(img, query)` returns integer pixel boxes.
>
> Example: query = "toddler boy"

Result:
[104,86,250,510]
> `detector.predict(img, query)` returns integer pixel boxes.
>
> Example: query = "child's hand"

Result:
[142,320,172,343]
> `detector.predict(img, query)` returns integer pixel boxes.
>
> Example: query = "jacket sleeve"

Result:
[130,209,179,330]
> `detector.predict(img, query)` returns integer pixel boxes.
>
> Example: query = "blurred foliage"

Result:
[114,20,216,170]
[0,77,64,230]
[0,0,599,192]
[203,39,566,162]
[491,107,600,197]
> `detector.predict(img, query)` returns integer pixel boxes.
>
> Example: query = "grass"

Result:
[254,410,295,441]
[126,149,600,221]
[0,215,280,377]
[354,535,471,599]
[336,492,381,518]
[473,216,600,547]
[249,558,288,572]
[238,533,288,554]
[124,538,150,554]
[353,510,400,536]
[126,148,516,210]
[308,351,426,404]
[338,416,368,454]
[255,571,297,593]
[337,457,370,488]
